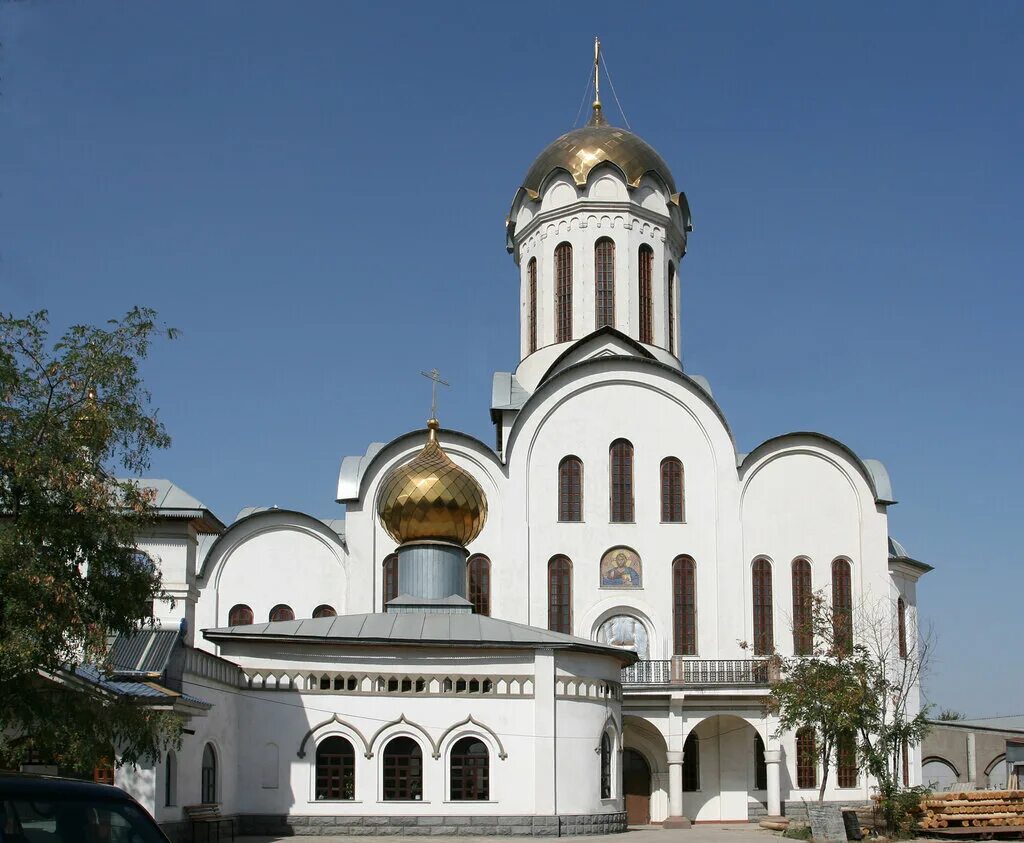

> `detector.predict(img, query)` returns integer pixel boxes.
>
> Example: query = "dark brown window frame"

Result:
[832,558,853,654]
[467,555,491,617]
[383,554,399,609]
[792,558,813,655]
[752,558,774,655]
[638,245,654,343]
[796,728,817,789]
[312,604,337,619]
[837,732,858,788]
[897,597,908,659]
[609,439,634,523]
[660,457,684,522]
[382,736,423,801]
[228,604,253,626]
[450,737,489,801]
[600,732,612,799]
[201,743,217,804]
[316,736,356,800]
[672,556,697,656]
[558,455,583,522]
[269,604,294,623]
[547,556,573,634]
[595,238,615,329]
[528,257,538,353]
[667,262,676,354]
[555,242,573,343]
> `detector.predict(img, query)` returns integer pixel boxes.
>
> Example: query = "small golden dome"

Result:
[377,419,487,546]
[520,113,677,197]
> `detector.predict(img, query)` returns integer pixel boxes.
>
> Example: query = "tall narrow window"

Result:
[528,257,538,353]
[672,556,697,656]
[555,242,573,343]
[792,559,813,655]
[382,737,422,801]
[638,245,653,343]
[682,732,700,792]
[600,733,612,799]
[164,751,177,807]
[201,743,217,804]
[897,597,908,659]
[754,734,768,790]
[467,555,491,617]
[558,456,583,522]
[269,604,294,622]
[796,728,817,789]
[450,737,489,801]
[595,238,615,328]
[837,732,857,788]
[832,558,853,654]
[901,741,910,786]
[383,554,398,609]
[752,558,774,655]
[316,736,355,800]
[547,556,573,634]
[660,457,684,522]
[609,439,634,522]
[668,262,676,354]
[228,604,253,626]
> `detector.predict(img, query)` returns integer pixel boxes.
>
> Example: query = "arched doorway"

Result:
[623,749,652,826]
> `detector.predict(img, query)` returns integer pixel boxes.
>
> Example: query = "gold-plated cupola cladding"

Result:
[376,419,487,547]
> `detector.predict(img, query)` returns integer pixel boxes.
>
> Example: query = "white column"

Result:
[765,748,783,817]
[667,751,683,817]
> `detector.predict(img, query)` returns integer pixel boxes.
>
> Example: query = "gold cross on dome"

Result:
[420,368,450,419]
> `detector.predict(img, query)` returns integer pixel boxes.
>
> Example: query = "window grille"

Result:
[609,439,634,522]
[660,457,684,522]
[752,558,774,655]
[558,456,583,521]
[555,243,573,343]
[639,245,653,343]
[547,556,573,634]
[672,556,697,656]
[595,238,615,328]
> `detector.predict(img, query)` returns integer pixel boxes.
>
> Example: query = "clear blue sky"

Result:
[2,1,1021,717]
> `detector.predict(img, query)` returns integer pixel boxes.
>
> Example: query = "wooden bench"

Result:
[183,804,235,843]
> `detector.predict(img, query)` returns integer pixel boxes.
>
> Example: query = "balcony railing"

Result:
[621,658,771,687]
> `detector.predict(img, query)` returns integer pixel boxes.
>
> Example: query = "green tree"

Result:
[0,308,181,771]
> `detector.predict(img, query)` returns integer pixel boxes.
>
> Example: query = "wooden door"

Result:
[623,749,651,825]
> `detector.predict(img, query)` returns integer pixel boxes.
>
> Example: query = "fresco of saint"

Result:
[600,547,642,588]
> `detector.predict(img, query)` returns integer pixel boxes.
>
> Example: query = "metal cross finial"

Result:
[420,368,450,419]
[593,36,601,109]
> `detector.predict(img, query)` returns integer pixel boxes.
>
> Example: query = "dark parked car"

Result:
[0,774,168,843]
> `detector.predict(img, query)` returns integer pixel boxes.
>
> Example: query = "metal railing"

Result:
[621,658,770,686]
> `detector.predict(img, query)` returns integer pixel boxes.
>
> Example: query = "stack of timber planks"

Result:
[919,791,1024,831]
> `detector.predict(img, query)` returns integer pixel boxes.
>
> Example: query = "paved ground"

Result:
[238,822,774,843]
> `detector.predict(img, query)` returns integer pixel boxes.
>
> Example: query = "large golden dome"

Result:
[520,108,677,197]
[377,419,487,546]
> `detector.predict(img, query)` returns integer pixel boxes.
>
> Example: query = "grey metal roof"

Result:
[73,664,209,707]
[110,629,180,676]
[928,715,1024,734]
[888,537,909,558]
[205,612,637,664]
[888,536,934,573]
[491,372,531,412]
[124,478,225,533]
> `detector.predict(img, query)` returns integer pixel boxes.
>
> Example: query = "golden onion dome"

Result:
[376,419,487,546]
[520,108,677,198]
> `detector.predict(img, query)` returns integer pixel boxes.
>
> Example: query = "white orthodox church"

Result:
[103,56,931,839]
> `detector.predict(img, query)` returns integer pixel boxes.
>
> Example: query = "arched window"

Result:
[382,553,398,609]
[792,559,813,655]
[450,737,489,801]
[164,751,177,807]
[554,242,573,343]
[752,558,774,655]
[316,736,355,800]
[382,737,422,801]
[467,555,491,617]
[682,731,700,792]
[667,262,676,354]
[660,457,684,522]
[528,257,538,353]
[672,556,697,656]
[609,439,634,522]
[595,238,615,328]
[228,604,253,626]
[796,728,817,789]
[831,558,853,654]
[837,732,857,788]
[638,244,654,343]
[898,597,908,659]
[754,734,767,790]
[313,604,336,619]
[269,604,294,623]
[547,556,572,634]
[558,456,583,522]
[201,743,217,804]
[600,732,612,799]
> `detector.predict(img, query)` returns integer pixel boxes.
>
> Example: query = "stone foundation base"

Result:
[237,812,628,836]
[663,816,692,829]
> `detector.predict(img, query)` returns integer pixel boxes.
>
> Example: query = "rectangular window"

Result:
[555,243,573,343]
